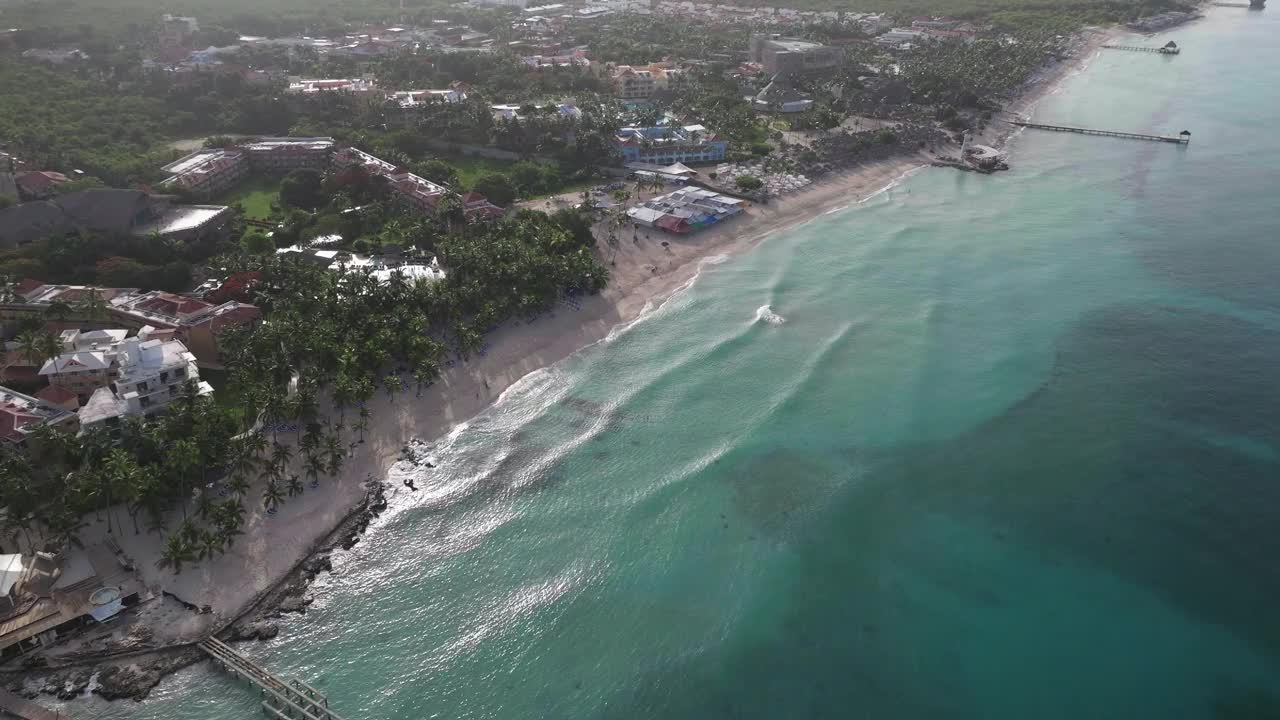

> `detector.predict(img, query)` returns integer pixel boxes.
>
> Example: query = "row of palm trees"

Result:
[0,206,606,572]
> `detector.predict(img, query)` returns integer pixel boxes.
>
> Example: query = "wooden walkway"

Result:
[1103,44,1180,54]
[199,638,347,720]
[1008,121,1191,144]
[0,688,67,720]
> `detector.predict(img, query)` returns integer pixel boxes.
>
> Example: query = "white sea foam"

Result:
[755,304,786,325]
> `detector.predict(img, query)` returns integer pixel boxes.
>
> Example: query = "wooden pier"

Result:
[1103,41,1180,54]
[1008,121,1191,144]
[199,638,348,720]
[0,687,67,720]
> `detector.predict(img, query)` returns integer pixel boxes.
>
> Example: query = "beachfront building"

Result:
[749,35,839,75]
[609,63,688,99]
[0,385,77,447]
[625,186,744,234]
[78,336,211,432]
[614,125,728,165]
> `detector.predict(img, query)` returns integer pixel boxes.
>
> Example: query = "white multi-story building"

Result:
[78,336,211,432]
[37,329,130,400]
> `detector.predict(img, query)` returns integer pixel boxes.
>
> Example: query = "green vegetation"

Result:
[0,388,245,563]
[0,228,232,291]
[219,177,281,220]
[735,175,764,191]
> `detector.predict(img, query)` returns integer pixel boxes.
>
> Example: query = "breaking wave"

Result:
[755,304,787,325]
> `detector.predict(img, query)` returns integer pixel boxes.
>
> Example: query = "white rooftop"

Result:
[0,554,23,596]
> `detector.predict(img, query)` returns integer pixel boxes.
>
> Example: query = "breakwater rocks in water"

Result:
[229,479,388,632]
[931,158,1009,174]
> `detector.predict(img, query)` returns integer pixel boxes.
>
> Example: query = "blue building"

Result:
[614,125,728,165]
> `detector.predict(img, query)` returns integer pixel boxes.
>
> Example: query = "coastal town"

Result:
[0,0,1206,712]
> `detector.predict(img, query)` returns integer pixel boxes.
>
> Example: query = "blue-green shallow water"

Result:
[77,10,1280,719]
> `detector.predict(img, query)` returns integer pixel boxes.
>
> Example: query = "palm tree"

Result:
[262,480,285,512]
[355,406,370,444]
[304,452,325,488]
[167,439,201,521]
[16,329,46,367]
[196,528,222,561]
[270,441,293,476]
[77,288,108,322]
[45,299,73,323]
[157,534,195,574]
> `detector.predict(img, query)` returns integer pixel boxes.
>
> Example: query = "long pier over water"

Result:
[1008,121,1191,144]
[1103,42,1181,54]
[200,638,348,719]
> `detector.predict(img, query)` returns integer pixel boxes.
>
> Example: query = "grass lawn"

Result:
[218,177,281,220]
[445,154,517,188]
[440,153,602,201]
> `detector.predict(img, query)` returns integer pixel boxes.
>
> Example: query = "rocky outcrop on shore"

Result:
[2,479,389,704]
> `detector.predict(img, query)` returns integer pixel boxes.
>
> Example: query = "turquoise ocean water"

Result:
[78,9,1280,719]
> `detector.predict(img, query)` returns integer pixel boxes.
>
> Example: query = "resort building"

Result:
[751,77,815,113]
[0,386,76,447]
[242,137,336,174]
[874,28,927,48]
[614,125,728,165]
[2,283,260,367]
[331,148,503,219]
[159,149,250,197]
[285,77,379,95]
[609,63,689,99]
[521,50,592,70]
[159,137,335,198]
[78,336,211,432]
[491,100,582,121]
[749,35,839,75]
[625,186,744,234]
[332,147,448,213]
[37,329,131,401]
[388,89,467,107]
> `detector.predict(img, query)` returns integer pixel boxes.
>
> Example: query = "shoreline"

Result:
[4,20,1121,707]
